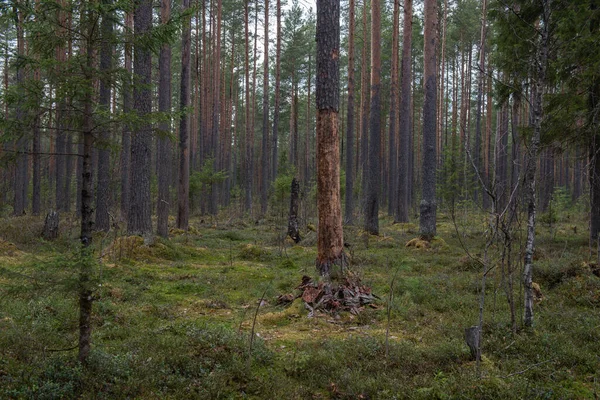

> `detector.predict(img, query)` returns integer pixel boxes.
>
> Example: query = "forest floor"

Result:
[1,206,599,399]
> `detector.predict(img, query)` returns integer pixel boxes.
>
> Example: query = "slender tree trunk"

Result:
[78,4,96,364]
[387,0,399,216]
[13,5,27,216]
[95,1,113,232]
[128,0,153,235]
[260,0,269,215]
[209,0,222,215]
[395,0,412,223]
[474,0,486,204]
[316,0,345,277]
[244,0,253,213]
[359,0,369,206]
[178,0,192,230]
[524,0,550,328]
[305,53,312,184]
[272,0,281,182]
[55,2,67,212]
[364,0,381,235]
[344,0,356,224]
[420,0,438,239]
[120,12,133,221]
[157,0,172,237]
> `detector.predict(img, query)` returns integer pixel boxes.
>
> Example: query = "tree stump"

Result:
[464,325,480,360]
[288,177,301,243]
[42,210,59,240]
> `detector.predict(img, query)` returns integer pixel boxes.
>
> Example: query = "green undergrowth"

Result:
[0,211,599,399]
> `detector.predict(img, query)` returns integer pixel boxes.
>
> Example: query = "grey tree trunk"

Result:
[95,1,113,232]
[157,0,172,238]
[419,0,437,239]
[395,0,412,223]
[524,0,550,328]
[364,0,381,235]
[128,0,153,235]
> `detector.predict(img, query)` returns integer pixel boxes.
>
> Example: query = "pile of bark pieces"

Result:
[279,275,379,317]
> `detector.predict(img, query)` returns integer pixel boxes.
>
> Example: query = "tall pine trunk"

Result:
[316,0,345,277]
[387,0,399,216]
[128,0,153,235]
[260,0,269,215]
[178,0,192,229]
[420,0,437,239]
[272,0,281,182]
[13,5,27,216]
[364,0,381,235]
[395,0,412,223]
[157,0,172,237]
[120,12,133,220]
[95,0,113,232]
[344,0,356,224]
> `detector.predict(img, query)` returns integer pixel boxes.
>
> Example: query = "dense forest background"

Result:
[2,0,597,234]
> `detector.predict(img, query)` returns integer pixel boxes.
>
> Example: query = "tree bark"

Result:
[78,4,95,364]
[316,0,345,278]
[524,0,550,328]
[95,0,113,232]
[364,0,381,235]
[260,0,269,215]
[13,4,27,216]
[473,0,486,205]
[395,0,412,223]
[157,0,172,237]
[244,0,253,213]
[387,0,399,217]
[345,0,356,224]
[177,0,192,230]
[128,0,153,235]
[419,0,438,239]
[209,0,222,215]
[120,11,133,221]
[288,177,301,243]
[272,0,282,182]
[359,1,369,206]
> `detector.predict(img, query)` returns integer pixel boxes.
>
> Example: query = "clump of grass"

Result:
[0,216,45,246]
[239,244,272,261]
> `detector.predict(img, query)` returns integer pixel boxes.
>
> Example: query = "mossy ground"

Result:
[0,209,599,399]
